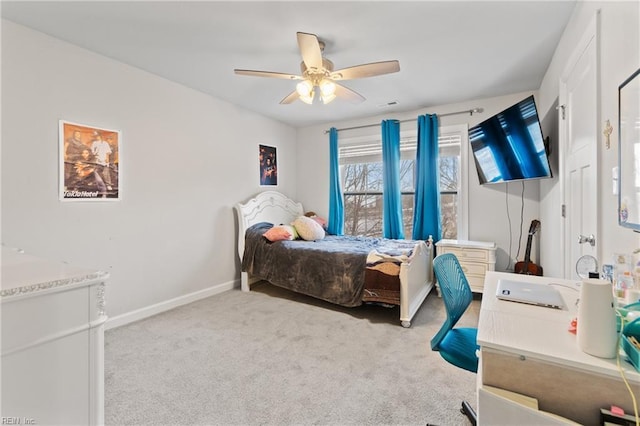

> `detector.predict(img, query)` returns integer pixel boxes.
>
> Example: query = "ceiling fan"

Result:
[234,32,400,105]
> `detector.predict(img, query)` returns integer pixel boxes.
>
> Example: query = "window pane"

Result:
[366,162,383,192]
[439,155,459,191]
[400,159,415,192]
[342,163,367,192]
[441,193,458,239]
[402,194,414,239]
[344,194,383,237]
[344,193,415,238]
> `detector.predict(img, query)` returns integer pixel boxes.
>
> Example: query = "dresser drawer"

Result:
[439,246,492,262]
[467,275,486,292]
[2,286,90,353]
[459,261,490,277]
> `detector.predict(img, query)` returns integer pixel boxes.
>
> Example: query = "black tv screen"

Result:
[469,95,551,185]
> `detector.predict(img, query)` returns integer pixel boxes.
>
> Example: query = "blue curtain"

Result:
[327,127,344,235]
[381,120,405,239]
[412,114,442,241]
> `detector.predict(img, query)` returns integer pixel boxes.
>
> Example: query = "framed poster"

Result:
[259,144,277,186]
[59,120,120,201]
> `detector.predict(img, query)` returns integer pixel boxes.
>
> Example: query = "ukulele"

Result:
[514,220,543,276]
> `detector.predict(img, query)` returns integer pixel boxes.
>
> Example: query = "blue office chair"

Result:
[431,253,479,425]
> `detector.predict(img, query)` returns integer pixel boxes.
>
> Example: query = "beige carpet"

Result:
[105,282,480,426]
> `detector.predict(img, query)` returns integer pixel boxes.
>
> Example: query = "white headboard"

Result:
[234,191,304,260]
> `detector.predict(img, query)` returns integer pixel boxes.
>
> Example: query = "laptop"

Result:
[496,279,565,309]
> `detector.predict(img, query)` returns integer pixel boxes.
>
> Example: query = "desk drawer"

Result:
[481,348,635,425]
[478,387,578,425]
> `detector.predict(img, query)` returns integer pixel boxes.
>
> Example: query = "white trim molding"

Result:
[105,279,238,330]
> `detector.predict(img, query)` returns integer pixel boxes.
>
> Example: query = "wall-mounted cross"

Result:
[603,120,613,149]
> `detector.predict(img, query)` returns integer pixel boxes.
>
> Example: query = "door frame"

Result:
[559,12,601,279]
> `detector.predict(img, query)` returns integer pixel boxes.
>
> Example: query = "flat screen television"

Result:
[469,95,552,185]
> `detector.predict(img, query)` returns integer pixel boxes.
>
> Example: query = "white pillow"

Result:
[281,224,299,240]
[292,216,325,241]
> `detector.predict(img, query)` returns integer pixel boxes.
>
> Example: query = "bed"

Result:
[234,191,434,327]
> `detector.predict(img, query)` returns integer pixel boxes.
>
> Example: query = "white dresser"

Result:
[435,239,496,293]
[1,247,108,426]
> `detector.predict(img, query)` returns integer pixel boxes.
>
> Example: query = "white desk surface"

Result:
[478,271,640,382]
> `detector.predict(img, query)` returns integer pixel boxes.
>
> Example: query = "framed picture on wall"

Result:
[59,120,120,201]
[259,144,277,186]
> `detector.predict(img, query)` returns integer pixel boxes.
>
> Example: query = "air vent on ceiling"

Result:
[378,101,399,108]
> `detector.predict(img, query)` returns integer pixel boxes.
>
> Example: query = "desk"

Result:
[1,247,108,425]
[477,271,640,425]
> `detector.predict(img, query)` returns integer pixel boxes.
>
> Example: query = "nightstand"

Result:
[435,239,496,293]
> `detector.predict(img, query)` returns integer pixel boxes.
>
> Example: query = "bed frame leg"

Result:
[241,272,250,292]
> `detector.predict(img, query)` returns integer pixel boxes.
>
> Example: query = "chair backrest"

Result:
[430,253,474,351]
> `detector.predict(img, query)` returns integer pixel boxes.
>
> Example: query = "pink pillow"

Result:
[263,225,293,242]
[311,216,327,229]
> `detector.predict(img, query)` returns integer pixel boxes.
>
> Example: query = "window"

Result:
[340,125,468,239]
[438,132,464,239]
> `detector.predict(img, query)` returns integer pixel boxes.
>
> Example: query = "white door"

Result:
[560,16,599,279]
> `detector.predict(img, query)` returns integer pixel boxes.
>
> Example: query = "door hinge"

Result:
[562,204,566,218]
[556,104,566,120]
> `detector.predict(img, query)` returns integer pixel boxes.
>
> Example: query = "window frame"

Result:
[338,124,469,240]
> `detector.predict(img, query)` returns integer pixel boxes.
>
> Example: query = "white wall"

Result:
[1,21,297,320]
[296,91,546,272]
[538,1,640,276]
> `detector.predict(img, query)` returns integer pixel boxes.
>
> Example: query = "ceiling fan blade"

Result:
[280,90,300,104]
[334,83,365,104]
[330,60,400,80]
[297,32,323,71]
[234,69,301,80]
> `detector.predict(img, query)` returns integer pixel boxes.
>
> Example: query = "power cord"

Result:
[505,183,513,271]
[503,182,528,271]
[515,181,525,262]
[506,181,524,270]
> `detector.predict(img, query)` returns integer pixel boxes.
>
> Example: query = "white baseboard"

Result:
[105,279,239,330]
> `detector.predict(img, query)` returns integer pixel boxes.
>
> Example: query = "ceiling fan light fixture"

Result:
[296,80,314,97]
[321,92,336,104]
[299,91,315,105]
[319,79,336,97]
[235,31,400,105]
[236,32,397,106]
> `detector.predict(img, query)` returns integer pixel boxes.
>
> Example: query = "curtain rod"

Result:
[323,107,484,134]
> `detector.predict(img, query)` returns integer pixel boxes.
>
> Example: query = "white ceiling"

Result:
[1,1,576,128]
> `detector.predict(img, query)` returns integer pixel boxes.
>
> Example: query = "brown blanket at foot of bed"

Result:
[362,259,402,305]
